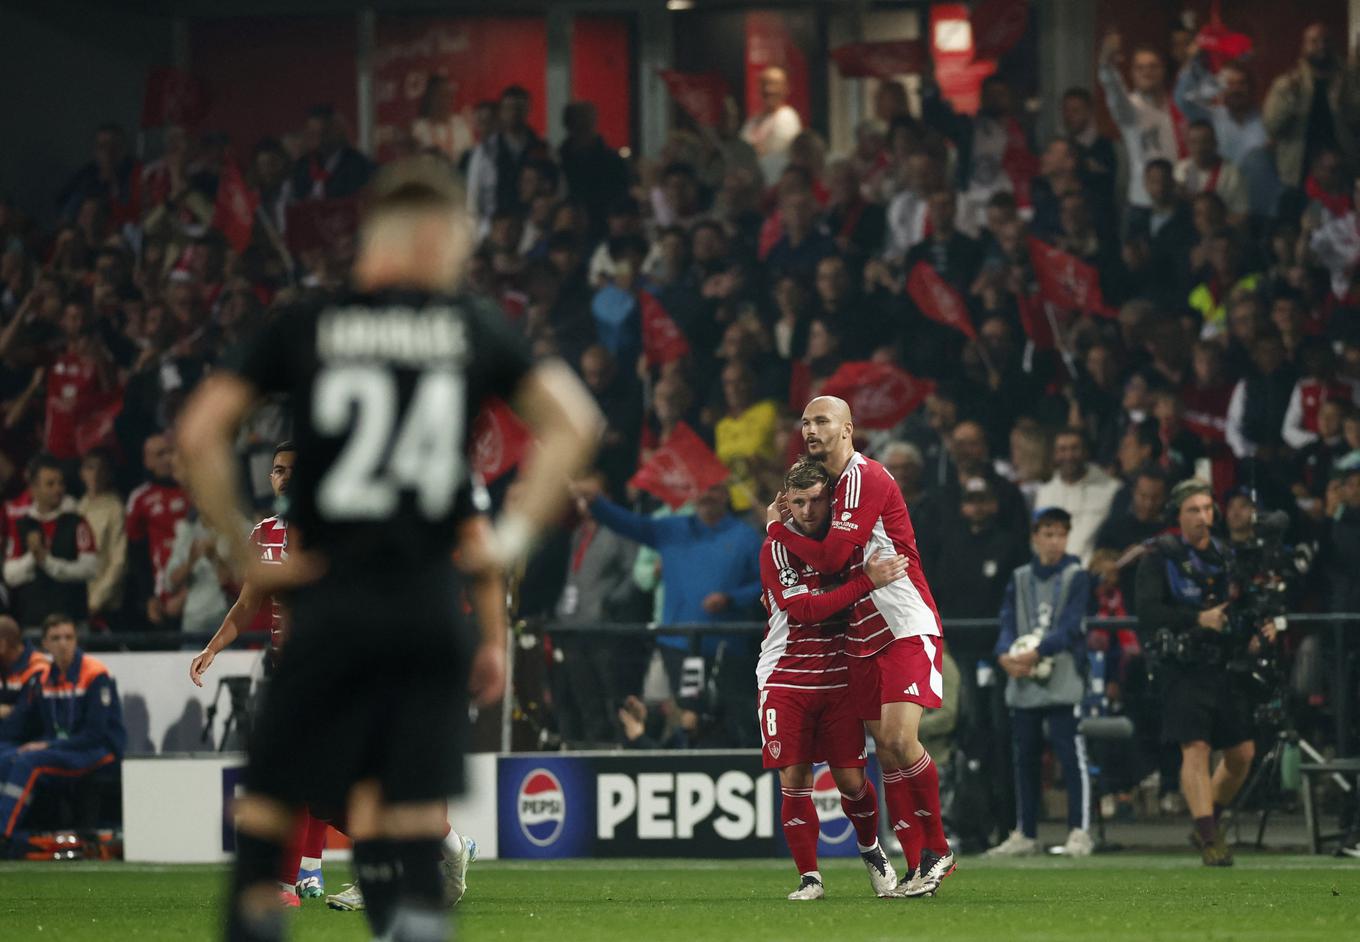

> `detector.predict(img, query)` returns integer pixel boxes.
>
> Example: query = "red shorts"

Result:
[848,635,944,720]
[758,686,867,770]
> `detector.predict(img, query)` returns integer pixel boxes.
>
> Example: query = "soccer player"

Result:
[765,396,954,897]
[176,157,601,942]
[760,457,908,900]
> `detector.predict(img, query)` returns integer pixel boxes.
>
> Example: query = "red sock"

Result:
[300,810,329,860]
[902,751,949,855]
[881,768,921,870]
[278,814,305,887]
[781,788,820,876]
[840,779,881,851]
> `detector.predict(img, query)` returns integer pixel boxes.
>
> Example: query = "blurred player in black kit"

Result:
[177,157,601,942]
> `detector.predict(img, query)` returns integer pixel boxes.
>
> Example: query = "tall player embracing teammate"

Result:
[765,396,955,898]
[759,457,909,900]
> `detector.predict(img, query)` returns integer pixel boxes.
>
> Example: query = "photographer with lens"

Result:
[1135,479,1279,867]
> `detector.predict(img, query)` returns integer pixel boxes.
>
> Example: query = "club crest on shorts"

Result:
[517,769,566,847]
[767,741,782,760]
[778,567,799,588]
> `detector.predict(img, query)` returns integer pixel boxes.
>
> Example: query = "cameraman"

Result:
[1135,479,1278,867]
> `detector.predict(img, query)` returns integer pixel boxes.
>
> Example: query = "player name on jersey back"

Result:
[317,305,468,364]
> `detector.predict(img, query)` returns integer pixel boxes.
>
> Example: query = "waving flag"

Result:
[628,422,729,509]
[819,361,935,430]
[907,261,978,339]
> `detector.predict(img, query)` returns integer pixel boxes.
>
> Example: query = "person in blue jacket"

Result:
[986,507,1094,860]
[571,478,763,746]
[0,614,125,843]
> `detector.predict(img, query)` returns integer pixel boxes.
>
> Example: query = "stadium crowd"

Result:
[2,15,1360,847]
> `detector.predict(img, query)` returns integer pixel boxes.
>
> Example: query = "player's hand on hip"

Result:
[189,649,215,687]
[469,641,507,707]
[863,549,910,588]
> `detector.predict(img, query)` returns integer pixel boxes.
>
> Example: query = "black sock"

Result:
[389,839,448,942]
[1212,802,1225,823]
[354,839,400,936]
[227,831,287,942]
[1193,815,1216,845]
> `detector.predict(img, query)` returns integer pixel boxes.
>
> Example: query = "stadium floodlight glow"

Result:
[667,0,695,10]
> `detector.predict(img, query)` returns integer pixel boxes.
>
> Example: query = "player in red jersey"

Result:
[190,443,324,907]
[760,457,909,901]
[189,442,486,913]
[765,396,954,897]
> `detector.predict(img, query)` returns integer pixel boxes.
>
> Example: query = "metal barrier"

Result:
[75,613,1359,757]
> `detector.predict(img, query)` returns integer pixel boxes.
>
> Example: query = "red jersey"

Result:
[768,452,941,658]
[125,481,190,596]
[44,352,101,460]
[758,536,875,691]
[249,515,288,651]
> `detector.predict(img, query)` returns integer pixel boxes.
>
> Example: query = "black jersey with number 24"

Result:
[229,289,532,570]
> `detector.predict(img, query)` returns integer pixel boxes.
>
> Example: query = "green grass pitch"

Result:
[1,855,1356,941]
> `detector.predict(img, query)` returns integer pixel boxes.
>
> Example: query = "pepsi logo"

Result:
[812,767,854,846]
[517,768,566,847]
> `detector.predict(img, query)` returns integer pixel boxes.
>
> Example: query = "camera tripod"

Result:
[200,675,255,752]
[1232,722,1341,849]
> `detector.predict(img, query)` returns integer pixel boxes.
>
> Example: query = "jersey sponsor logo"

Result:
[517,769,567,847]
[781,584,809,600]
[778,567,799,588]
[904,683,920,696]
[831,520,859,532]
[812,767,855,846]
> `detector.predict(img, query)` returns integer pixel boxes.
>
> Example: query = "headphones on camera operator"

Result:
[1147,479,1234,667]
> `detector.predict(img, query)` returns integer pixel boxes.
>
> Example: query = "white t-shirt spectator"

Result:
[1033,465,1122,566]
[1098,62,1181,208]
[741,104,802,185]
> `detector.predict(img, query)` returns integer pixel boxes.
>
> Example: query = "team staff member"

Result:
[0,616,48,720]
[177,157,600,942]
[0,615,125,845]
[1135,479,1276,867]
[759,458,908,901]
[765,396,953,898]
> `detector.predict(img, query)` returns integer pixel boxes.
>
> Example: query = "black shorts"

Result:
[1160,667,1255,748]
[244,563,475,809]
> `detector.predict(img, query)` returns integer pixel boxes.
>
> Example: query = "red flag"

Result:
[969,0,1031,62]
[829,40,928,79]
[141,68,208,129]
[213,160,258,254]
[1015,292,1056,351]
[74,389,124,456]
[471,398,531,484]
[628,422,729,509]
[640,291,690,367]
[819,362,935,430]
[1195,0,1253,72]
[286,198,359,258]
[657,70,730,129]
[906,262,978,340]
[1027,237,1115,318]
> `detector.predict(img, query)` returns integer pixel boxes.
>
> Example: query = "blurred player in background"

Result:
[177,157,600,942]
[766,397,954,898]
[759,457,908,900]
